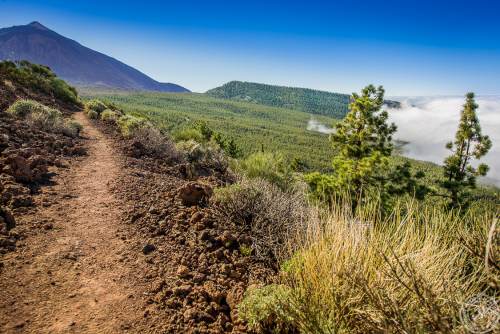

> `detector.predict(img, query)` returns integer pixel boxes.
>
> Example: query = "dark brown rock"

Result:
[177,182,213,207]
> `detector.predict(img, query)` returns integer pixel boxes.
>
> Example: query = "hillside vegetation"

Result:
[80,89,497,198]
[206,81,351,118]
[80,89,338,169]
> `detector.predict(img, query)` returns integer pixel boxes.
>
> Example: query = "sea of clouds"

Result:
[305,96,499,186]
[387,96,500,186]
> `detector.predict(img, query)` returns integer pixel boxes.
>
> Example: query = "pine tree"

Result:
[226,138,241,158]
[441,93,491,209]
[330,85,397,210]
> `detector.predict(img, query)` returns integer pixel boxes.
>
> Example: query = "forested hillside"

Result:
[206,81,351,118]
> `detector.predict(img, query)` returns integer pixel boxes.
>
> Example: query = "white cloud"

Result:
[387,96,500,186]
[307,118,335,134]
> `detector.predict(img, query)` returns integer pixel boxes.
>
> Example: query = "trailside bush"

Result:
[238,152,294,191]
[7,99,82,137]
[130,125,181,162]
[6,99,43,117]
[213,177,310,264]
[85,99,108,115]
[117,114,148,138]
[100,109,118,122]
[51,78,79,104]
[177,140,228,173]
[87,109,99,119]
[238,285,295,333]
[61,120,83,138]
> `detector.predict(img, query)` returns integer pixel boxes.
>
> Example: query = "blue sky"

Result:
[1,0,499,95]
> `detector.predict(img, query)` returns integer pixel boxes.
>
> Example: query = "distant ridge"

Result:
[0,22,189,92]
[206,81,350,118]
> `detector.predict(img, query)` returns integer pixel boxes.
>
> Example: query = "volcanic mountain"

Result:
[0,22,189,92]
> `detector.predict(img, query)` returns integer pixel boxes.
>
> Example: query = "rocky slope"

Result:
[1,64,275,333]
[0,69,86,255]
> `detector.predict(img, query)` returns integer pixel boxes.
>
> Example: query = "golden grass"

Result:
[240,200,498,333]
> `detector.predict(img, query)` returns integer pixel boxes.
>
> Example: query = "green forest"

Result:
[206,81,351,118]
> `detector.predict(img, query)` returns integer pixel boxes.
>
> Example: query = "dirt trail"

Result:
[0,112,155,333]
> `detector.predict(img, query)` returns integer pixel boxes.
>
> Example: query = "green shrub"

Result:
[61,120,83,138]
[85,99,108,114]
[100,109,118,122]
[173,128,204,142]
[51,78,79,104]
[26,105,63,132]
[6,99,44,117]
[7,99,81,137]
[0,61,80,107]
[87,109,99,119]
[238,152,294,191]
[117,114,148,138]
[176,140,228,173]
[238,285,295,333]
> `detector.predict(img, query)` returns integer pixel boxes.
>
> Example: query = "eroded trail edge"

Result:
[0,112,154,333]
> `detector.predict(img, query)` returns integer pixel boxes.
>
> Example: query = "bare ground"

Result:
[0,112,162,333]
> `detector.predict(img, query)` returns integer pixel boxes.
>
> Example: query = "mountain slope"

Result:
[206,81,350,118]
[0,22,189,92]
[206,81,402,118]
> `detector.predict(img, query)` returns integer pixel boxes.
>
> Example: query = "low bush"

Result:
[100,109,118,122]
[26,106,63,131]
[240,201,498,333]
[6,99,42,117]
[61,120,83,138]
[51,78,79,104]
[238,285,295,333]
[87,109,99,119]
[84,99,108,115]
[130,125,181,162]
[177,140,228,173]
[117,114,148,138]
[7,99,82,137]
[238,152,295,191]
[173,128,204,143]
[213,177,311,264]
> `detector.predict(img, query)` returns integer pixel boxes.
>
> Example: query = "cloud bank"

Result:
[387,96,500,186]
[307,118,335,134]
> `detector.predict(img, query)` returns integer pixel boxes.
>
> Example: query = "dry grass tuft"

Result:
[240,200,499,333]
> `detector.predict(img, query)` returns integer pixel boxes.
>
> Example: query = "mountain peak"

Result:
[28,21,50,31]
[0,22,189,92]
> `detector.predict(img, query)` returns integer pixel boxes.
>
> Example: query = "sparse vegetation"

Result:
[81,86,498,334]
[213,177,310,264]
[130,125,180,161]
[116,114,148,138]
[176,140,228,173]
[100,109,118,122]
[0,60,80,105]
[7,99,82,137]
[85,99,108,115]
